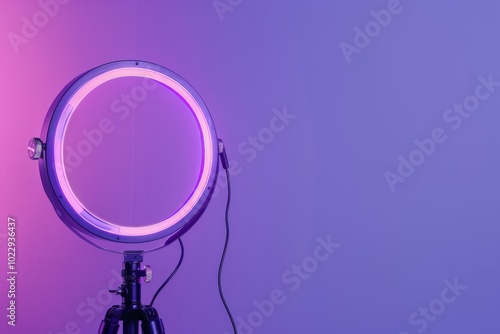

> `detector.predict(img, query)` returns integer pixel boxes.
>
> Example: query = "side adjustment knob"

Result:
[28,138,44,160]
[144,265,152,283]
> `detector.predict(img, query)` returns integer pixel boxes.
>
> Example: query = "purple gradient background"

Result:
[1,0,500,333]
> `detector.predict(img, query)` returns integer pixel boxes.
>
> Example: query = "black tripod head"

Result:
[99,252,165,334]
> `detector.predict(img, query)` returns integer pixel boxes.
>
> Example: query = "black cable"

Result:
[147,141,236,334]
[218,167,237,333]
[150,237,184,307]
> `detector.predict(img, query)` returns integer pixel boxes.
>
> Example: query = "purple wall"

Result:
[1,0,499,333]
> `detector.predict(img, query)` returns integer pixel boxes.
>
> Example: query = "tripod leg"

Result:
[99,306,122,334]
[140,307,165,334]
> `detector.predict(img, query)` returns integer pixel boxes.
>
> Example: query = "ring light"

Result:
[30,60,219,244]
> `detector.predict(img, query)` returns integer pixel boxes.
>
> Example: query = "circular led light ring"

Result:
[44,61,218,243]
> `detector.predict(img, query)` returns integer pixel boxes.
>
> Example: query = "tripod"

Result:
[99,251,165,334]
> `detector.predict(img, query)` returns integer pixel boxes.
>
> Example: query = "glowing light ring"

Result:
[40,61,218,243]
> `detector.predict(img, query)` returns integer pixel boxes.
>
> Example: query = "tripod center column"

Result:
[122,252,144,310]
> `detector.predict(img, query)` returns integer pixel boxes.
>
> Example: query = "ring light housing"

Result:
[32,60,219,244]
